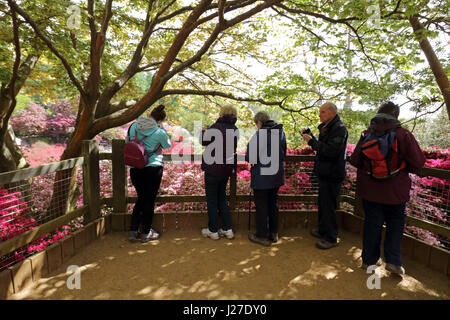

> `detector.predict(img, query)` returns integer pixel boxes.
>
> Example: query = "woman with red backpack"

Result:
[126,105,172,243]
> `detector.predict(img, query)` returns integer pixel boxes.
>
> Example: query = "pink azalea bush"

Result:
[45,101,77,142]
[0,186,72,271]
[10,102,47,136]
[11,101,76,143]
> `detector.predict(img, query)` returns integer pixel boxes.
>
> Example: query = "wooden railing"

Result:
[0,139,449,258]
[0,140,99,257]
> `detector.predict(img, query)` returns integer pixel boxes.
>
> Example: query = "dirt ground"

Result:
[9,228,450,300]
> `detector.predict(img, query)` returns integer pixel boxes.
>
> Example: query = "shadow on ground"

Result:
[10,228,450,300]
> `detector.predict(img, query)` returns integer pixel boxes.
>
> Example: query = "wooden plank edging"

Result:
[0,216,107,298]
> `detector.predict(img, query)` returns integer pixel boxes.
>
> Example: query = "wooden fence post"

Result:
[112,139,128,214]
[82,140,100,223]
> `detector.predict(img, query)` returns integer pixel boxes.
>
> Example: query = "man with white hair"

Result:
[302,102,348,249]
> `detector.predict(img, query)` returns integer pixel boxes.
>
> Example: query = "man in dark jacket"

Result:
[349,101,425,275]
[200,105,239,240]
[245,111,287,246]
[302,102,348,249]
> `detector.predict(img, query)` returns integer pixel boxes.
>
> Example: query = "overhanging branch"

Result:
[160,88,284,107]
[10,0,87,99]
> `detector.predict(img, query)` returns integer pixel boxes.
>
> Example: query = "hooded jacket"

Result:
[200,114,239,177]
[349,113,426,204]
[245,120,287,190]
[126,116,172,167]
[308,114,348,182]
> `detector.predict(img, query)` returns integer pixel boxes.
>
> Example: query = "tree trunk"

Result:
[46,107,92,219]
[409,15,450,118]
[0,54,39,174]
[0,124,28,173]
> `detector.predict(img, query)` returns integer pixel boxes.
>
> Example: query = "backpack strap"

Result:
[385,132,394,176]
[128,122,161,155]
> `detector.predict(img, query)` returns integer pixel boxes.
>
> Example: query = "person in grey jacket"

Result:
[245,111,287,246]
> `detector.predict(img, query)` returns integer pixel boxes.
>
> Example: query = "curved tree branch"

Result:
[160,88,284,107]
[10,0,87,100]
[1,0,21,139]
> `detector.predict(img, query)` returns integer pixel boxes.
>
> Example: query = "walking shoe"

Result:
[268,233,279,243]
[385,263,406,275]
[202,228,219,240]
[218,228,234,239]
[248,233,271,247]
[315,239,339,250]
[361,258,383,270]
[310,228,322,239]
[141,229,160,243]
[128,231,139,242]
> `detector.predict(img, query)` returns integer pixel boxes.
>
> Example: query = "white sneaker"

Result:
[201,228,219,240]
[218,228,234,239]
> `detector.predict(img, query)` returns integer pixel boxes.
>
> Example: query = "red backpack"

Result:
[124,123,157,169]
[361,128,406,180]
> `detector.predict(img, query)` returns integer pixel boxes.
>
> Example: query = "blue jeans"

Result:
[362,200,406,266]
[204,173,232,233]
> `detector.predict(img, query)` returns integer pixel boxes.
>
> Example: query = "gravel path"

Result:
[10,228,450,300]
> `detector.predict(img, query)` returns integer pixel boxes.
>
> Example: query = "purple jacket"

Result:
[349,113,426,204]
[200,114,239,177]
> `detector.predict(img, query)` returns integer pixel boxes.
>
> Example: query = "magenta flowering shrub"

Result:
[156,162,206,212]
[45,101,77,142]
[406,147,450,246]
[0,188,35,241]
[0,186,72,271]
[11,101,76,143]
[10,102,48,136]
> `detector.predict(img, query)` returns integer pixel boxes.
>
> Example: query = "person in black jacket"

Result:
[245,111,287,246]
[200,105,239,240]
[302,102,348,249]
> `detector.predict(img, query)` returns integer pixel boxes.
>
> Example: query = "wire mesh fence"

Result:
[406,173,449,250]
[126,159,207,214]
[2,148,448,272]
[0,167,84,272]
[124,154,449,251]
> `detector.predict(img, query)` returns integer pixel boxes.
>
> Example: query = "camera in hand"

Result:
[301,128,311,135]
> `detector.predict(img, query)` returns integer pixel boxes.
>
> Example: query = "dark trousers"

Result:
[204,173,232,233]
[362,200,406,266]
[318,179,341,243]
[253,188,279,238]
[130,166,163,234]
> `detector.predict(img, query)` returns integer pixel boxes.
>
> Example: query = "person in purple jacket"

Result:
[199,105,239,240]
[349,101,426,275]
